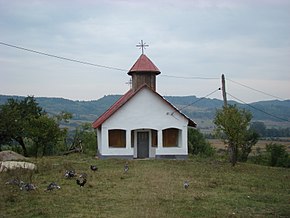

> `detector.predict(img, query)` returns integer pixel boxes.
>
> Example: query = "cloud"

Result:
[0,0,289,102]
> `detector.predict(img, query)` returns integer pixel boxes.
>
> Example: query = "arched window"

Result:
[109,129,126,148]
[162,128,179,147]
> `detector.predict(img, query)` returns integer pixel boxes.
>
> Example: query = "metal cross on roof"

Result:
[136,40,149,54]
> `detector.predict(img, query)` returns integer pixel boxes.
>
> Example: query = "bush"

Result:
[266,143,290,168]
[188,128,215,157]
[248,147,269,166]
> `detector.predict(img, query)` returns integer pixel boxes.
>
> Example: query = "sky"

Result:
[0,0,289,103]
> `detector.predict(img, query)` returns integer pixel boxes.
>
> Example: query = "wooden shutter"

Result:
[109,129,126,148]
[163,128,178,147]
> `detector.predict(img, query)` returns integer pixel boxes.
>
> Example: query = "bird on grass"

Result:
[76,178,87,187]
[20,183,37,191]
[124,162,129,173]
[90,165,98,172]
[184,181,189,189]
[46,182,61,191]
[5,178,25,187]
[79,173,87,179]
[6,178,36,191]
[64,170,76,179]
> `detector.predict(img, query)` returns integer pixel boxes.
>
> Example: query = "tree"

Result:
[55,111,73,124]
[214,105,258,166]
[0,96,69,157]
[0,96,43,156]
[239,130,259,162]
[29,115,64,157]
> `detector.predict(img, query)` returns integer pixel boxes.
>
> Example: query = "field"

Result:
[1,154,289,217]
[208,139,290,153]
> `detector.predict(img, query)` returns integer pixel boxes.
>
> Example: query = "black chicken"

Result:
[90,165,98,171]
[46,182,61,191]
[76,178,87,187]
[20,183,37,191]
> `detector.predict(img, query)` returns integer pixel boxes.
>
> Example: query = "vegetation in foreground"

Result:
[1,154,289,218]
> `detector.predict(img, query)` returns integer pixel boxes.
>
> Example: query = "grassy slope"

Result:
[1,154,289,218]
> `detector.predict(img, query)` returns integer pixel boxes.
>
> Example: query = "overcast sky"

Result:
[0,0,289,103]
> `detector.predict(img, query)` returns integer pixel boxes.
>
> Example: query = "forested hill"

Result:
[0,94,289,127]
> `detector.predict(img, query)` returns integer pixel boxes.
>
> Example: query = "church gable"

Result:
[103,85,190,130]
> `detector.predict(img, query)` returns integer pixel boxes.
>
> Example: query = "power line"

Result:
[0,41,127,72]
[227,78,285,100]
[1,41,221,80]
[226,92,290,123]
[1,42,287,105]
[177,88,221,112]
[161,75,219,80]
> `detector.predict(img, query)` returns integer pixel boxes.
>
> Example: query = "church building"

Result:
[92,44,196,159]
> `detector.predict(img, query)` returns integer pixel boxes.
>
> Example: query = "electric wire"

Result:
[1,41,222,80]
[0,41,127,72]
[227,78,285,100]
[1,41,288,107]
[160,75,219,80]
[226,92,290,122]
[177,88,221,112]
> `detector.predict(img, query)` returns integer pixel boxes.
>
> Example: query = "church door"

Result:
[137,132,149,158]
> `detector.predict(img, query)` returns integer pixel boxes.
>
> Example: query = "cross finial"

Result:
[136,40,149,54]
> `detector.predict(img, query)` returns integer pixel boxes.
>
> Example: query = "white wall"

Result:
[99,87,189,157]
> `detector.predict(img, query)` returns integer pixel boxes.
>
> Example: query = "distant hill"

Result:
[1,94,289,129]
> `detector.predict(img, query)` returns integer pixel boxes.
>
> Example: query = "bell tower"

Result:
[128,41,161,91]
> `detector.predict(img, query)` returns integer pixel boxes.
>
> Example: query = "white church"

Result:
[92,48,196,159]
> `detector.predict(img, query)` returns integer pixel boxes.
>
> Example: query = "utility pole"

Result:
[221,74,228,107]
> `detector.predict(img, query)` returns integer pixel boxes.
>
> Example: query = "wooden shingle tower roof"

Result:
[128,54,160,92]
[128,54,160,75]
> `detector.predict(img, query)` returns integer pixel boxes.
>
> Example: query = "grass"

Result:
[1,154,289,217]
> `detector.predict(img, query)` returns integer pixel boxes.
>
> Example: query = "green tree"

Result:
[0,96,70,157]
[239,130,259,162]
[214,105,258,166]
[29,115,65,157]
[0,96,43,156]
[55,111,73,123]
[188,128,215,157]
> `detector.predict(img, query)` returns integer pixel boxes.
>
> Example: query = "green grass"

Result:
[1,154,289,217]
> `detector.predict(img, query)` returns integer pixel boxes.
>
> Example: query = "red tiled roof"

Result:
[92,89,135,129]
[128,54,161,75]
[92,85,196,129]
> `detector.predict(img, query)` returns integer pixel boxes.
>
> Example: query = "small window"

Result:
[109,129,126,148]
[151,130,157,147]
[163,128,179,147]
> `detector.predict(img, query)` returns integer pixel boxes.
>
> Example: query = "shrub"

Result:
[188,128,215,157]
[248,147,269,166]
[266,143,290,168]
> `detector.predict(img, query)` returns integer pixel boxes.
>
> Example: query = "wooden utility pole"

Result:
[221,74,228,107]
